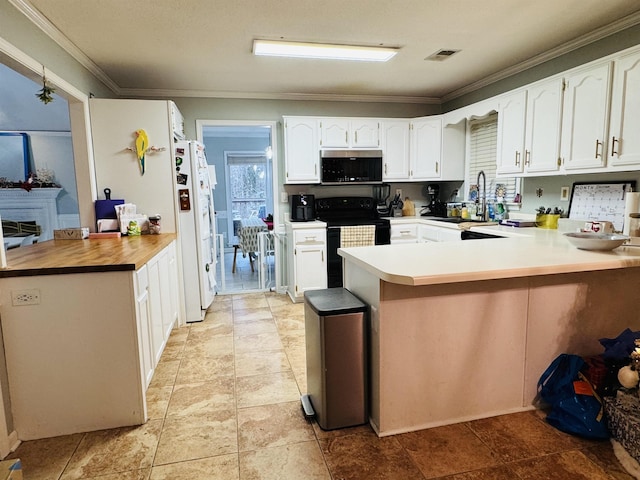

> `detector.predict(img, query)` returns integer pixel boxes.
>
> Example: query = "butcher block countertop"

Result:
[0,233,177,278]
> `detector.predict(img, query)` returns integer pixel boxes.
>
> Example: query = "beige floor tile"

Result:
[148,359,180,388]
[73,470,151,480]
[154,410,237,466]
[167,377,235,417]
[232,294,268,310]
[583,442,637,479]
[319,430,425,480]
[237,401,315,452]
[5,433,84,480]
[175,355,234,384]
[273,314,305,333]
[434,464,521,479]
[397,423,501,478]
[146,384,173,420]
[233,319,278,337]
[236,371,301,408]
[279,330,305,350]
[265,293,293,308]
[239,441,331,480]
[234,331,283,354]
[150,454,239,480]
[166,327,189,346]
[183,335,234,358]
[232,307,273,323]
[60,420,162,479]
[269,302,305,318]
[235,349,291,377]
[208,297,233,312]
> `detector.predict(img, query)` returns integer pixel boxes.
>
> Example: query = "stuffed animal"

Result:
[617,340,640,390]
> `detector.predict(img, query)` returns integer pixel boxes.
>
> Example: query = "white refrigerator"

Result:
[175,140,217,322]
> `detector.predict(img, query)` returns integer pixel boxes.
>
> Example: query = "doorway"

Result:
[196,121,280,295]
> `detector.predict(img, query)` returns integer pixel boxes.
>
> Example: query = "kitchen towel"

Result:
[623,192,640,235]
[340,225,375,248]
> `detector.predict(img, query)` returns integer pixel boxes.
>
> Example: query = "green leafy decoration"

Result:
[36,72,55,104]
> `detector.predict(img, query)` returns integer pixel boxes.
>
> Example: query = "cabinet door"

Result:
[284,117,320,183]
[391,223,418,243]
[157,249,174,342]
[319,118,349,148]
[496,90,527,175]
[147,256,165,365]
[560,62,611,170]
[524,79,563,174]
[609,51,640,167]
[410,118,442,179]
[381,120,410,180]
[135,265,154,389]
[293,231,327,296]
[351,119,380,148]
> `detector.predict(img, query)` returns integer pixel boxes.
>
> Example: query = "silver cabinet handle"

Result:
[611,136,619,157]
[595,139,603,158]
[515,151,521,166]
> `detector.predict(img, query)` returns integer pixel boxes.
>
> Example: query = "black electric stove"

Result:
[315,197,390,287]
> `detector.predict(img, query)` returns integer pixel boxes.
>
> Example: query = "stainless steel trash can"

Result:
[303,288,367,430]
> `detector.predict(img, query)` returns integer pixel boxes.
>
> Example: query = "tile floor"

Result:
[216,247,275,294]
[6,291,635,479]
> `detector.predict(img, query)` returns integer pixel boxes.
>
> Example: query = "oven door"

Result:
[326,222,390,288]
[326,226,343,288]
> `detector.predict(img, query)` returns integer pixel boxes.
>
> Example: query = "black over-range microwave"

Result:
[320,149,383,185]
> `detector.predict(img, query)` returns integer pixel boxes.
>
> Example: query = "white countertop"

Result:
[339,224,640,286]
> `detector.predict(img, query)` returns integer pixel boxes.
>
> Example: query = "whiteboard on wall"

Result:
[568,181,636,232]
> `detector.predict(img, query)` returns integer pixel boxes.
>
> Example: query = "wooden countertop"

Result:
[0,233,177,278]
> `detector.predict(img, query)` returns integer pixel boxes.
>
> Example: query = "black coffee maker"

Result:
[290,194,316,221]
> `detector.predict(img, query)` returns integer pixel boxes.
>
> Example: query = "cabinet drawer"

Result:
[390,224,418,243]
[294,229,326,245]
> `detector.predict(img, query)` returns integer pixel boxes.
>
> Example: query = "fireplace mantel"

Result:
[0,188,62,241]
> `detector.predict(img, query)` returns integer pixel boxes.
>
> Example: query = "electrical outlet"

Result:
[280,192,288,203]
[395,188,402,198]
[11,289,41,306]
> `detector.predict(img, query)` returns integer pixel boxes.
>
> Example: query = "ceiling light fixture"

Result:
[253,40,398,62]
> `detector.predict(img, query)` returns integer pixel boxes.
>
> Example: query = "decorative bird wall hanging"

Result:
[124,129,166,175]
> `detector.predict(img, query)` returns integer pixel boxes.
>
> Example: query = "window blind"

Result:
[467,113,519,203]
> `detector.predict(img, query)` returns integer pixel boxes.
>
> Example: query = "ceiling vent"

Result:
[425,49,460,61]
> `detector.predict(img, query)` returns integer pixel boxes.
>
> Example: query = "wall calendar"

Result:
[568,181,636,232]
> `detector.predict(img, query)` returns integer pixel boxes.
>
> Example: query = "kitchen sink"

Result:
[421,216,487,224]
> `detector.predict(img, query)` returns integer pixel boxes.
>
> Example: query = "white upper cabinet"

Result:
[319,118,380,148]
[380,120,410,180]
[523,78,564,174]
[608,50,640,168]
[496,90,527,175]
[283,116,320,184]
[410,117,442,180]
[560,62,612,171]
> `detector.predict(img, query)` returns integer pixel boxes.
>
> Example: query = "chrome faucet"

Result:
[476,170,486,221]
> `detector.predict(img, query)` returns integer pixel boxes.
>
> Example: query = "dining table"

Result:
[232,217,269,274]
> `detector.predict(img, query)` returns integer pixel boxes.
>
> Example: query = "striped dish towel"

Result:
[340,225,376,248]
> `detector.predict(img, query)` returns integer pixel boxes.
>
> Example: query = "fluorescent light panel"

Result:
[253,40,397,62]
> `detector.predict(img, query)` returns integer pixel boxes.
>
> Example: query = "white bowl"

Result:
[563,232,630,251]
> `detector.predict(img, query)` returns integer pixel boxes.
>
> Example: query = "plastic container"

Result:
[536,214,560,229]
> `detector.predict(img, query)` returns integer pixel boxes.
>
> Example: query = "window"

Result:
[225,152,273,242]
[466,113,520,206]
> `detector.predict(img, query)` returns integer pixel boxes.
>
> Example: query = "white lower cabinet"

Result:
[286,223,327,302]
[0,239,180,440]
[391,221,462,244]
[146,243,179,366]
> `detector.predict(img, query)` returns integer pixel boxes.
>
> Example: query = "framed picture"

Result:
[0,132,30,182]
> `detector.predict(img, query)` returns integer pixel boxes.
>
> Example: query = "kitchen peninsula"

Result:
[0,234,179,440]
[340,227,640,437]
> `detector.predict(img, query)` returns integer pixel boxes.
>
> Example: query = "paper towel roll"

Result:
[623,192,640,235]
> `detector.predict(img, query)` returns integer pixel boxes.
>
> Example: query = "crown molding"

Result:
[9,0,121,95]
[441,10,640,103]
[118,87,441,104]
